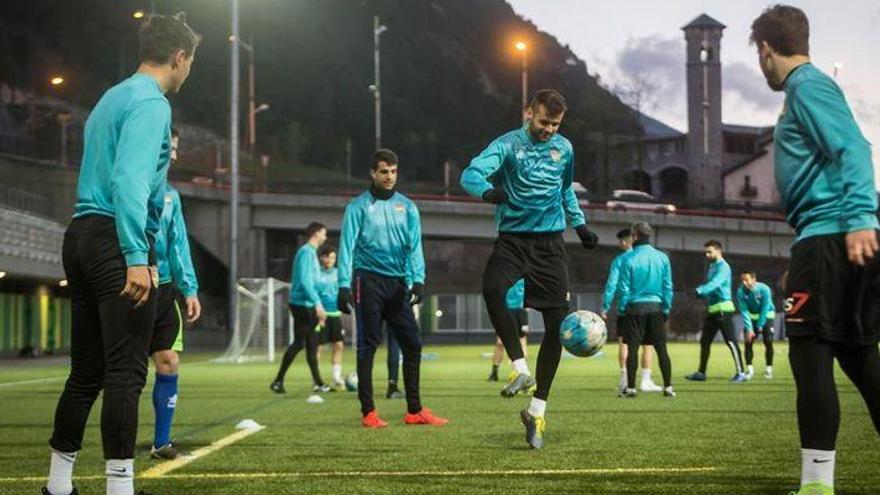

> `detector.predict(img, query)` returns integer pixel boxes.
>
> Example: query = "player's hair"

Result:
[741,270,757,278]
[371,148,398,170]
[171,126,180,138]
[139,12,202,65]
[305,222,325,239]
[319,245,337,257]
[750,4,809,56]
[529,89,567,116]
[631,221,653,241]
[704,239,723,250]
[616,228,632,240]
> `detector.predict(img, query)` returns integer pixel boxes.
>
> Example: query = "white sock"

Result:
[512,358,530,376]
[106,459,134,495]
[528,398,546,417]
[766,365,773,373]
[619,367,627,376]
[47,449,77,495]
[801,449,835,487]
[641,368,651,382]
[747,364,755,374]
[332,364,342,382]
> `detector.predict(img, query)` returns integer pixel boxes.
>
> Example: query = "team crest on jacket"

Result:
[394,203,406,213]
[164,194,173,204]
[549,149,562,162]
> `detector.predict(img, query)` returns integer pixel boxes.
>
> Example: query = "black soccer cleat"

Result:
[151,442,182,460]
[487,371,499,382]
[270,381,286,394]
[520,408,545,449]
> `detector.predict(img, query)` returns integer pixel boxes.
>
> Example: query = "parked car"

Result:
[606,189,676,214]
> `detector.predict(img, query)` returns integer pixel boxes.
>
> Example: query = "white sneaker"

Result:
[663,386,676,397]
[745,365,755,380]
[764,366,773,379]
[639,378,663,393]
[617,373,628,396]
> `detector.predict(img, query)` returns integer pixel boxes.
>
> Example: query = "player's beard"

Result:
[527,122,552,142]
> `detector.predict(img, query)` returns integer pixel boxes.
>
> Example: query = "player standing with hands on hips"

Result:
[461,89,598,449]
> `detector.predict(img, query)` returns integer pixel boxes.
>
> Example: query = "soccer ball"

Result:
[344,372,358,392]
[559,310,607,357]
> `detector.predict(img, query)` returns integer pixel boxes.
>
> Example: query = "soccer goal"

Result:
[213,278,292,363]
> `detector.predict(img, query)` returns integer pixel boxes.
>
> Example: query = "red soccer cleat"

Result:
[404,407,448,426]
[361,410,388,428]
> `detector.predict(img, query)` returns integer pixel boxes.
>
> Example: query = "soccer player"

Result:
[461,89,598,449]
[337,149,447,427]
[751,6,880,493]
[601,228,661,394]
[315,245,345,390]
[735,271,775,380]
[43,13,199,495]
[616,222,674,398]
[149,127,201,460]
[685,240,747,383]
[271,222,330,394]
[488,279,529,383]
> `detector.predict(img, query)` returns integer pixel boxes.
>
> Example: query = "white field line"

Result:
[0,466,717,482]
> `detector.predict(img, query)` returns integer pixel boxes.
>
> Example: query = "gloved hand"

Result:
[409,283,425,306]
[337,288,353,314]
[575,225,599,250]
[481,188,508,205]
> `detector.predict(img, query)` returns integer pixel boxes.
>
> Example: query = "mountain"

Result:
[0,0,640,189]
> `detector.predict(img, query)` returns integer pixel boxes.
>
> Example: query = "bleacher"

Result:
[0,205,64,281]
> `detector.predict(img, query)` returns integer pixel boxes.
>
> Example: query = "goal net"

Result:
[213,277,292,363]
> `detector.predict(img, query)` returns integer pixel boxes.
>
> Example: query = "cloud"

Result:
[723,62,783,111]
[616,35,685,106]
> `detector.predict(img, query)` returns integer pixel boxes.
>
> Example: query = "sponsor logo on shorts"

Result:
[784,291,810,322]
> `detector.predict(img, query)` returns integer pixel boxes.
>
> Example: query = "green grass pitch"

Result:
[1,343,878,494]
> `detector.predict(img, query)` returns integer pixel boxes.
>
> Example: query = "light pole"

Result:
[229,0,241,335]
[57,112,72,166]
[515,41,528,113]
[370,17,388,150]
[239,37,269,156]
[832,61,844,79]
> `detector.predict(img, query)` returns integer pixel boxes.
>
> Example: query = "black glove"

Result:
[337,288,353,314]
[408,283,425,306]
[575,225,599,250]
[481,188,508,204]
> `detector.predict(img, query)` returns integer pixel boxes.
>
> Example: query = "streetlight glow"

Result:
[59,279,68,287]
[515,41,527,52]
[50,76,64,86]
[133,10,145,19]
[0,271,6,280]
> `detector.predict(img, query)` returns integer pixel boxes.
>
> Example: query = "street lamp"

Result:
[132,10,145,19]
[515,41,528,113]
[50,76,64,86]
[371,17,388,150]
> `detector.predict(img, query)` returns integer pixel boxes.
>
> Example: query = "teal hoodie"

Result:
[618,243,673,315]
[154,186,198,297]
[460,127,586,233]
[289,243,322,307]
[775,63,878,242]
[73,73,172,266]
[696,259,734,313]
[736,282,776,332]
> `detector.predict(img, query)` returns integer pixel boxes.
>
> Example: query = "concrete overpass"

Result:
[176,182,795,278]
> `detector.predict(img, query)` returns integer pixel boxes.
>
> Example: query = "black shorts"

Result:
[484,232,569,310]
[621,312,666,346]
[319,316,345,344]
[150,283,183,354]
[785,232,880,345]
[510,309,529,337]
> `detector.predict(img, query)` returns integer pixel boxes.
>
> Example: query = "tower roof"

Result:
[682,14,726,30]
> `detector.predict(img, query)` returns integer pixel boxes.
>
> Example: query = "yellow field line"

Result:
[140,425,265,479]
[0,466,716,483]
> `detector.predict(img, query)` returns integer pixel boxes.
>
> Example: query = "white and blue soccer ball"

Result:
[344,372,358,392]
[560,310,607,357]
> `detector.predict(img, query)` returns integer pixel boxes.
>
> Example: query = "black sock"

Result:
[534,308,566,400]
[491,364,499,375]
